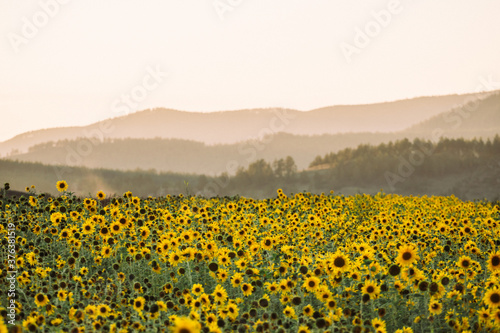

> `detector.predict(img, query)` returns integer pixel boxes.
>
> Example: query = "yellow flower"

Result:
[96,190,106,200]
[283,306,297,319]
[241,283,254,297]
[171,316,201,333]
[133,296,145,312]
[192,284,204,296]
[57,289,68,301]
[34,293,49,307]
[56,180,68,192]
[212,284,228,303]
[362,280,381,299]
[303,276,320,292]
[428,300,443,315]
[488,252,500,272]
[396,244,419,266]
[483,287,500,308]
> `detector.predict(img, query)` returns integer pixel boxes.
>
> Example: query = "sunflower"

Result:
[97,304,111,317]
[101,246,112,258]
[325,298,337,310]
[212,284,228,303]
[171,316,201,333]
[192,284,204,296]
[362,280,381,299]
[96,191,106,200]
[396,244,419,266]
[457,256,473,270]
[372,317,386,331]
[28,196,37,207]
[494,309,500,325]
[241,283,254,297]
[230,273,244,287]
[330,251,350,273]
[34,293,49,307]
[484,287,500,308]
[109,222,122,235]
[303,304,314,317]
[261,237,274,250]
[488,252,500,272]
[428,300,443,315]
[57,289,68,301]
[297,325,311,333]
[81,221,95,235]
[303,276,321,292]
[235,258,248,270]
[226,303,239,321]
[283,306,297,319]
[56,180,68,192]
[169,251,183,267]
[477,307,491,324]
[133,296,145,312]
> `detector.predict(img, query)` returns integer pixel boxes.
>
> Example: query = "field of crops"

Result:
[1,181,500,332]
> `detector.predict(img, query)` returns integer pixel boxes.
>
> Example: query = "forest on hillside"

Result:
[1,136,499,201]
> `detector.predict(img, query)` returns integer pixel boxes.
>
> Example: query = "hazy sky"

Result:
[1,0,500,142]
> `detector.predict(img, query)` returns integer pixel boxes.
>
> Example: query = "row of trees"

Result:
[2,137,499,200]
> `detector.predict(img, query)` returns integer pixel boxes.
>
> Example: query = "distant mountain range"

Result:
[1,90,496,155]
[2,90,499,175]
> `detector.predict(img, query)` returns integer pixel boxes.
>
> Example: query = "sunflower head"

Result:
[56,180,68,192]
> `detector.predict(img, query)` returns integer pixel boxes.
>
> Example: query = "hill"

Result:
[0,90,495,157]
[5,92,499,175]
[402,92,500,139]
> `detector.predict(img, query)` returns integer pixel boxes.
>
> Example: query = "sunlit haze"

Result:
[1,0,500,142]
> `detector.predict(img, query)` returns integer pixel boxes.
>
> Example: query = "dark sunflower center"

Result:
[37,294,45,302]
[334,257,346,268]
[492,256,500,266]
[462,260,470,267]
[308,281,316,287]
[402,252,412,260]
[367,286,374,293]
[490,293,500,304]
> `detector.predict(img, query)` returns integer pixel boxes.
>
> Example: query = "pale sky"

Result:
[1,0,500,142]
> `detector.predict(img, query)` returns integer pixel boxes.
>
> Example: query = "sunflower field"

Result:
[1,182,500,333]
